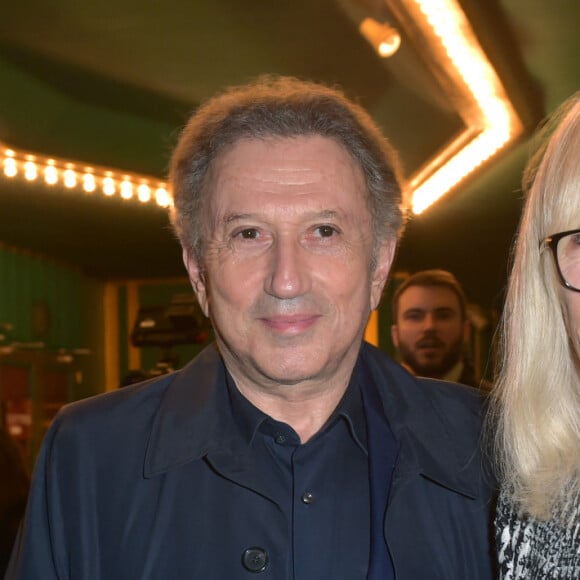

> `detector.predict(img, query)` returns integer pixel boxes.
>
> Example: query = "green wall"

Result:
[0,243,105,399]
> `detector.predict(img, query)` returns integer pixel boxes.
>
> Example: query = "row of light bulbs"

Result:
[1,147,172,208]
[2,0,523,218]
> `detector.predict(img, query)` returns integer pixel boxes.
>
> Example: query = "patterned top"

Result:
[496,487,580,579]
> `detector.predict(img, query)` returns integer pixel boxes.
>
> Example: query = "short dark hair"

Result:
[169,75,406,263]
[392,269,468,321]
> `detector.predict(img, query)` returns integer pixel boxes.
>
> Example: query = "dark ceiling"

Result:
[0,0,578,310]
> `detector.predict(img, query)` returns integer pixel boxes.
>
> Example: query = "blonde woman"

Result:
[492,92,580,578]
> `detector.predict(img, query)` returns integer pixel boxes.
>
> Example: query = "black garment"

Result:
[226,372,372,578]
[359,360,398,580]
[0,427,29,577]
[7,343,496,579]
[496,487,580,578]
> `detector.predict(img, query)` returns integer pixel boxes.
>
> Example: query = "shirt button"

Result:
[242,547,269,573]
[274,433,286,444]
[301,491,315,504]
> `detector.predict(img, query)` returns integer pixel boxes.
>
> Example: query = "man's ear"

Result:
[182,247,209,318]
[370,239,396,311]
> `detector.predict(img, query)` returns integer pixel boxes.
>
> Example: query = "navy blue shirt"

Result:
[227,374,370,579]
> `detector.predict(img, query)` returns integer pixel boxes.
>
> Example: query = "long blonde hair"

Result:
[491,92,580,520]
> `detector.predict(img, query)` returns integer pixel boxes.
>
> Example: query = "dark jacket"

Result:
[7,343,495,579]
[0,428,29,578]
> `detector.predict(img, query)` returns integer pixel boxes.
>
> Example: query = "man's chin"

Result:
[408,358,448,378]
[417,369,445,379]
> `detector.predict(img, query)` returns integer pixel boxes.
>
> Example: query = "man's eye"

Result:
[404,313,423,322]
[236,228,260,240]
[314,225,337,238]
[435,310,455,321]
[437,313,453,321]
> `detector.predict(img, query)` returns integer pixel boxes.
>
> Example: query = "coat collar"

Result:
[144,344,243,477]
[144,342,485,500]
[358,342,485,499]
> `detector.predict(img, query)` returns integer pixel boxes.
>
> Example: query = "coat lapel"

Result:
[143,344,279,505]
[360,342,483,499]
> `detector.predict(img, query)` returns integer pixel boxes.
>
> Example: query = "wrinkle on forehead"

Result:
[202,136,370,235]
[208,136,365,194]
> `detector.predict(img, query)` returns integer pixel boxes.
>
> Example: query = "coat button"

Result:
[301,491,315,504]
[242,547,269,573]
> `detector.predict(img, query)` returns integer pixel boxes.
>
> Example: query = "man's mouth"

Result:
[259,314,321,334]
[416,339,444,350]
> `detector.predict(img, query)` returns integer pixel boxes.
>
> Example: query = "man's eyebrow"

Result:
[311,210,340,220]
[223,212,255,224]
[402,308,425,316]
[222,209,341,224]
[433,307,456,315]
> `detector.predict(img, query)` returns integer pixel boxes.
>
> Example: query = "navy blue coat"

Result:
[7,343,496,579]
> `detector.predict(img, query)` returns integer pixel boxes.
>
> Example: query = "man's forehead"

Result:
[213,134,354,166]
[399,285,462,311]
[203,135,369,216]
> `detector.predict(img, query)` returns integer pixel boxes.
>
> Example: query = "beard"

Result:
[398,333,465,379]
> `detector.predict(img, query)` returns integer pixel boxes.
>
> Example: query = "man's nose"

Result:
[422,313,437,329]
[264,236,311,299]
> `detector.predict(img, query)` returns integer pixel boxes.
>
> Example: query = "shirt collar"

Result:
[335,376,368,453]
[226,370,367,453]
[443,360,464,384]
[225,370,267,445]
[400,360,465,384]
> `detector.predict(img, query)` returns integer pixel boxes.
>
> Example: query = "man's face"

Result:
[391,285,469,378]
[183,135,395,392]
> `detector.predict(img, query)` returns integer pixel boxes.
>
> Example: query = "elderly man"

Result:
[7,77,495,579]
[391,269,480,387]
